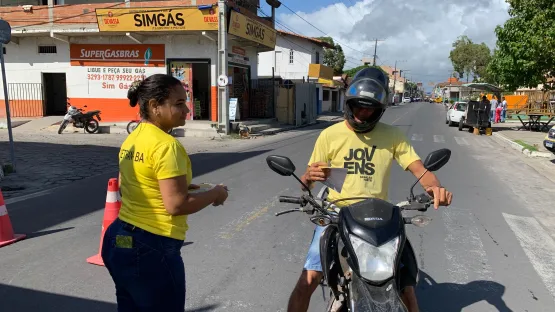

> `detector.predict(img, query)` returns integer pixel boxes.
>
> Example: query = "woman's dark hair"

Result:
[127,74,182,119]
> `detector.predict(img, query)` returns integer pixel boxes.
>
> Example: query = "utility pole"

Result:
[391,60,405,104]
[372,38,385,66]
[217,0,229,134]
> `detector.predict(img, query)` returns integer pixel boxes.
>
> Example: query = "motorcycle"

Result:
[58,101,102,134]
[266,148,451,311]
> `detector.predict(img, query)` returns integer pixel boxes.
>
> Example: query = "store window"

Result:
[289,49,294,64]
[168,60,211,120]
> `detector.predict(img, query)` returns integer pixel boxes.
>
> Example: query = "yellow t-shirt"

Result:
[118,122,192,241]
[308,121,420,206]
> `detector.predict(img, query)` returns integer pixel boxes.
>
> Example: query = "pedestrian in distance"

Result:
[101,74,228,312]
[501,97,508,122]
[490,96,498,123]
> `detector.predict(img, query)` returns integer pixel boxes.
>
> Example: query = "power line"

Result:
[258,9,361,67]
[279,1,371,57]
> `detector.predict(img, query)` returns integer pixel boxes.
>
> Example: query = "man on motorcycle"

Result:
[287,67,453,312]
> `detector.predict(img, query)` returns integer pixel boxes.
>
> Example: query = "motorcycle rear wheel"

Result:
[85,119,100,134]
[58,120,69,134]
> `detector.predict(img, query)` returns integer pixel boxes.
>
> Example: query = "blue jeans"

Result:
[501,109,506,122]
[101,218,186,312]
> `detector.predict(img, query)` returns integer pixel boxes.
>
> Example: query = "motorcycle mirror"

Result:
[409,148,451,201]
[423,148,451,172]
[266,155,313,197]
[266,155,296,176]
[410,215,432,227]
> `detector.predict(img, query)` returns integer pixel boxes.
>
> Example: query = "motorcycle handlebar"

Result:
[279,196,304,205]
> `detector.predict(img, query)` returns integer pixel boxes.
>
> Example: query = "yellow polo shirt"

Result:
[118,122,192,240]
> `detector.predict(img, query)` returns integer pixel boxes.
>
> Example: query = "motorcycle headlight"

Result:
[349,235,399,282]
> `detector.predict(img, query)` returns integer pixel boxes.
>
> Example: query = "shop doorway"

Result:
[228,64,250,120]
[167,59,211,120]
[42,73,67,116]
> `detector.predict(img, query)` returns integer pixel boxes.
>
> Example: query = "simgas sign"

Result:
[95,7,219,32]
[228,11,276,49]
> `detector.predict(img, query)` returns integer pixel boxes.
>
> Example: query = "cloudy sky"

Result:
[260,0,511,90]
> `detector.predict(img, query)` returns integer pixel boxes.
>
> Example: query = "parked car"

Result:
[445,101,468,127]
[544,125,555,152]
[402,97,411,103]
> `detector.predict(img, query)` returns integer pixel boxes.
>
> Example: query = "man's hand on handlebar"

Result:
[425,186,453,209]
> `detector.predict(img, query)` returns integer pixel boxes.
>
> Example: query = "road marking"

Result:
[433,135,445,143]
[442,208,493,284]
[220,206,270,239]
[473,137,491,148]
[411,133,423,141]
[454,137,469,146]
[391,110,410,125]
[503,213,555,299]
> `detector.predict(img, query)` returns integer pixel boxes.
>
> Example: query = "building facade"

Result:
[0,0,275,126]
[258,30,331,81]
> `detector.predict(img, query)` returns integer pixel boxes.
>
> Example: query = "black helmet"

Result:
[344,67,390,133]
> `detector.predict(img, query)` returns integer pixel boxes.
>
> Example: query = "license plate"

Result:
[547,141,553,148]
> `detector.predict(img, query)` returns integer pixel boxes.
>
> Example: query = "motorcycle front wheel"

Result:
[58,120,69,134]
[85,119,100,134]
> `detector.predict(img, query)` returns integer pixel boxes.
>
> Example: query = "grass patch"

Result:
[514,140,538,152]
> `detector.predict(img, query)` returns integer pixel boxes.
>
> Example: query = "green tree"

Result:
[449,35,492,82]
[487,0,555,91]
[317,37,346,75]
[342,65,387,78]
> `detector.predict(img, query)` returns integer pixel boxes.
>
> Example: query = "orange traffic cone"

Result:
[87,178,121,266]
[0,189,26,248]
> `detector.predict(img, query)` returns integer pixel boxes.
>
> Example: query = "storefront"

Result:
[227,46,250,120]
[167,58,212,120]
[226,10,276,120]
[0,5,224,122]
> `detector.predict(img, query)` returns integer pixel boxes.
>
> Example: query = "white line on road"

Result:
[503,213,555,300]
[433,135,445,143]
[454,137,470,146]
[411,133,423,141]
[443,208,493,284]
[473,137,491,148]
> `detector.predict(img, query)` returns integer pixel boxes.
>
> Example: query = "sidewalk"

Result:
[491,122,553,157]
[0,116,339,199]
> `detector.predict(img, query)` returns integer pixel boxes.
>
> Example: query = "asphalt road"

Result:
[1,102,555,312]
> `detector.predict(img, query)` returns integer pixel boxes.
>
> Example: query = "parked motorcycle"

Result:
[58,101,102,134]
[266,148,451,311]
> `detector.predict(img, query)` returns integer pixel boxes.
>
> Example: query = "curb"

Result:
[256,121,321,136]
[491,132,553,158]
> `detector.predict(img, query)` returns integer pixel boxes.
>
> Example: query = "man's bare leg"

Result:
[287,270,323,312]
[401,286,419,312]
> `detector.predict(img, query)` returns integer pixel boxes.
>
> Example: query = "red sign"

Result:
[232,46,246,56]
[70,44,165,67]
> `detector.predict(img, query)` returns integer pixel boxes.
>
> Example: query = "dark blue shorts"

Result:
[101,218,186,312]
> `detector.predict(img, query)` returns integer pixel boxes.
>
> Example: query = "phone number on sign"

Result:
[87,74,146,81]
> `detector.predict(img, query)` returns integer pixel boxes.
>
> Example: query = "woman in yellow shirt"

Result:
[101,74,228,311]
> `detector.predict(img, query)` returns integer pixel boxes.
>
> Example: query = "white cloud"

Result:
[277,0,510,88]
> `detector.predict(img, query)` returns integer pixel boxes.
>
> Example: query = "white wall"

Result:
[0,34,222,100]
[258,34,324,80]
